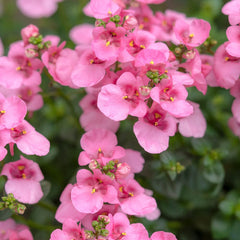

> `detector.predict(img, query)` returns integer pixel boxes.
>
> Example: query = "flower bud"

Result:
[25,48,38,58]
[98,214,110,224]
[89,160,99,170]
[123,15,138,30]
[139,86,151,97]
[21,24,39,46]
[183,49,196,60]
[115,162,131,179]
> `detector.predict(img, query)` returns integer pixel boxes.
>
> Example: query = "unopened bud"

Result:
[115,162,131,179]
[184,50,196,60]
[21,24,39,46]
[89,160,99,170]
[98,215,110,224]
[139,86,151,97]
[124,15,138,30]
[25,48,38,58]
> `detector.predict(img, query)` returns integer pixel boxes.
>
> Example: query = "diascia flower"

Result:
[1,156,44,204]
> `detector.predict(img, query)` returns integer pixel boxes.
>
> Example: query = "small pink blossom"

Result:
[1,156,44,204]
[50,218,85,240]
[55,184,86,223]
[0,219,33,240]
[174,19,211,48]
[222,0,240,25]
[150,231,178,240]
[89,0,121,19]
[98,72,148,121]
[17,0,63,18]
[78,129,125,166]
[69,24,94,46]
[133,103,177,154]
[71,169,119,214]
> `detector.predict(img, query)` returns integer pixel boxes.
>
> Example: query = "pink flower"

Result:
[55,184,86,224]
[1,156,44,204]
[79,93,119,133]
[0,41,42,89]
[118,179,157,216]
[0,219,33,240]
[42,43,79,88]
[222,0,240,25]
[135,42,169,67]
[0,146,7,161]
[71,169,119,214]
[213,43,240,89]
[178,102,206,138]
[133,103,177,154]
[69,24,94,46]
[0,94,27,130]
[78,129,125,166]
[226,26,240,58]
[174,19,210,48]
[71,48,114,88]
[150,77,193,118]
[16,0,62,18]
[50,219,85,240]
[98,73,148,121]
[150,231,178,240]
[92,22,126,61]
[89,0,121,19]
[107,213,150,240]
[229,117,240,137]
[0,120,50,156]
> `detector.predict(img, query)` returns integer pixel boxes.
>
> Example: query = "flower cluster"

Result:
[51,129,176,240]
[66,0,211,154]
[212,0,240,137]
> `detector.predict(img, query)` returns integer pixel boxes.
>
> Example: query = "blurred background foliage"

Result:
[1,0,240,239]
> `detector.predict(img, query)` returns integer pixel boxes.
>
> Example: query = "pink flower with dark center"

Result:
[118,30,156,63]
[150,77,193,118]
[42,42,79,88]
[1,156,44,204]
[71,169,119,214]
[174,19,210,48]
[135,42,169,68]
[133,103,177,153]
[78,129,125,166]
[92,22,126,61]
[0,219,33,240]
[222,0,240,25]
[89,0,121,19]
[0,120,50,156]
[71,48,114,88]
[50,218,85,240]
[213,43,240,89]
[97,72,148,121]
[117,179,157,216]
[0,41,42,89]
[226,25,240,58]
[0,94,27,130]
